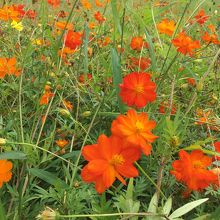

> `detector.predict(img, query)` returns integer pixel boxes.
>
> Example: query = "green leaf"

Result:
[0,152,26,160]
[111,48,126,113]
[126,178,134,200]
[29,168,68,189]
[163,197,172,216]
[169,198,209,219]
[111,0,122,35]
[145,29,157,72]
[147,193,158,213]
[0,199,6,220]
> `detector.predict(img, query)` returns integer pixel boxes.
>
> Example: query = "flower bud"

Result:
[58,108,71,117]
[82,111,91,117]
[0,138,6,145]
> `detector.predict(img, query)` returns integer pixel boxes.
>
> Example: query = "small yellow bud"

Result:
[196,82,203,91]
[58,108,71,117]
[82,111,91,117]
[0,138,6,145]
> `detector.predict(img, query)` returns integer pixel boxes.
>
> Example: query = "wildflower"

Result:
[157,19,175,36]
[172,31,200,56]
[0,5,20,21]
[55,21,73,30]
[159,101,176,115]
[201,32,220,45]
[81,0,92,10]
[79,73,92,83]
[119,72,156,108]
[0,160,13,188]
[11,20,23,31]
[171,150,217,191]
[186,77,196,86]
[94,11,106,23]
[194,9,209,25]
[65,31,82,50]
[81,134,140,193]
[130,36,148,51]
[0,57,20,79]
[111,109,158,155]
[63,100,73,111]
[40,89,54,105]
[130,57,151,71]
[56,139,68,148]
[47,0,60,8]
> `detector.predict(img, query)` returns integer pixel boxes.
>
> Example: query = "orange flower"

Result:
[111,109,158,155]
[65,31,82,50]
[171,150,216,191]
[119,72,156,108]
[0,160,13,188]
[47,0,60,8]
[55,21,73,30]
[213,142,220,161]
[157,19,175,36]
[186,77,196,86]
[201,32,220,45]
[79,73,92,83]
[63,100,73,110]
[0,57,20,79]
[194,9,209,25]
[159,101,176,115]
[40,90,54,105]
[0,5,21,21]
[81,134,140,193]
[172,31,200,56]
[56,139,68,148]
[130,36,148,51]
[81,0,92,10]
[94,11,106,23]
[130,57,151,71]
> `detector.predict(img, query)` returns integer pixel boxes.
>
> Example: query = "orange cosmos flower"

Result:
[0,57,20,79]
[119,72,156,108]
[0,160,13,188]
[213,142,220,161]
[55,21,73,30]
[130,57,151,71]
[0,5,21,21]
[94,11,106,23]
[56,139,68,148]
[157,19,175,36]
[81,134,141,193]
[201,32,220,45]
[40,90,54,105]
[111,109,158,156]
[194,9,209,25]
[130,36,148,51]
[47,0,60,8]
[63,100,73,111]
[171,150,217,191]
[81,0,92,10]
[186,77,196,86]
[65,31,82,50]
[159,101,176,115]
[172,31,200,56]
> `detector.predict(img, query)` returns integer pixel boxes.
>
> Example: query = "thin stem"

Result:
[135,162,167,200]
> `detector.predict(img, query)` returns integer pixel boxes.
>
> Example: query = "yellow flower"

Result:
[11,20,23,31]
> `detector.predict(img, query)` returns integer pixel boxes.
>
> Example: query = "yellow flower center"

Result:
[193,160,203,169]
[135,120,144,132]
[110,154,125,166]
[134,84,144,94]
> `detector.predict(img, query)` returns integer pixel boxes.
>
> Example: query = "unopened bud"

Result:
[82,111,91,117]
[58,108,71,117]
[36,206,58,220]
[0,138,6,145]
[196,82,203,91]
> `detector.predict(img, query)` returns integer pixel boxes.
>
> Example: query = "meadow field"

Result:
[0,0,220,219]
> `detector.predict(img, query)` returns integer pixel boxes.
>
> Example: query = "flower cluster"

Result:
[81,109,158,193]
